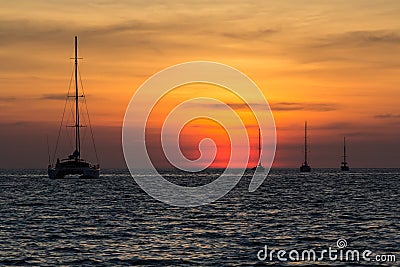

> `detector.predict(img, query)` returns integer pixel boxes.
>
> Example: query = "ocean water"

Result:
[0,169,398,266]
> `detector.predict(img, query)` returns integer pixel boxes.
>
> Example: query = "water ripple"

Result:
[0,169,398,266]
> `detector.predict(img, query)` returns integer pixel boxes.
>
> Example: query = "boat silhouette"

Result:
[341,136,350,171]
[252,128,265,171]
[48,36,100,179]
[300,121,311,172]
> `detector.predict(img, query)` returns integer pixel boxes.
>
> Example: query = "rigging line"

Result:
[67,95,75,126]
[52,68,74,165]
[65,118,75,152]
[81,130,90,160]
[78,67,99,164]
[80,113,88,158]
[79,100,90,159]
[79,99,87,126]
[66,82,77,130]
[65,93,75,151]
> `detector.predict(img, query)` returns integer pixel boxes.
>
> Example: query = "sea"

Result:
[0,169,398,266]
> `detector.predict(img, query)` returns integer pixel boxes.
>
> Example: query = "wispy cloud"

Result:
[188,101,338,112]
[0,96,17,102]
[40,94,67,101]
[270,102,338,112]
[222,28,279,40]
[313,122,352,130]
[39,93,97,101]
[0,121,50,127]
[374,113,400,119]
[0,15,281,58]
[226,103,264,110]
[188,102,266,111]
[315,30,400,48]
[288,29,400,66]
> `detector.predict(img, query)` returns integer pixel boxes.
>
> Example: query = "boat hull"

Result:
[251,165,265,171]
[300,164,311,172]
[341,166,350,171]
[48,166,100,179]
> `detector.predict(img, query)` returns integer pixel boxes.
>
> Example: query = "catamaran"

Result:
[48,36,100,179]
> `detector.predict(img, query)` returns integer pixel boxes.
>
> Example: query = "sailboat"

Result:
[252,128,264,171]
[340,136,350,171]
[48,36,100,179]
[300,121,311,172]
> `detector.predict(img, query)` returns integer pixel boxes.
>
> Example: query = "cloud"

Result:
[313,122,352,130]
[315,30,400,48]
[188,102,266,111]
[0,19,72,47]
[287,29,400,66]
[39,93,98,101]
[40,94,68,101]
[0,121,30,126]
[277,121,353,132]
[374,113,400,119]
[0,13,282,59]
[222,28,279,40]
[0,97,17,102]
[270,102,338,112]
[226,102,265,110]
[0,121,54,127]
[188,101,338,113]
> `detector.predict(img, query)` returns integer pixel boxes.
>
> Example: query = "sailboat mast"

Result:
[74,36,80,157]
[304,121,308,164]
[343,136,346,162]
[258,128,261,166]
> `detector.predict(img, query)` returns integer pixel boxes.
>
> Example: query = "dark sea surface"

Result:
[0,169,399,266]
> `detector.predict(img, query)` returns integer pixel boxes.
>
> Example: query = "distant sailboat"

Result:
[300,121,311,172]
[252,128,264,171]
[48,36,100,179]
[341,136,350,171]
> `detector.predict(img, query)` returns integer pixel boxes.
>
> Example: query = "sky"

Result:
[0,0,399,169]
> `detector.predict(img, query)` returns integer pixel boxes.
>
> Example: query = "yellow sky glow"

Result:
[1,1,399,168]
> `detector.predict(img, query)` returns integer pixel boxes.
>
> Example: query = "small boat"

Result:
[48,36,100,179]
[340,136,350,171]
[300,121,311,172]
[252,128,265,171]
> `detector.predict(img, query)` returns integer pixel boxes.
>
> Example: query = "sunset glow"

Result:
[1,1,399,168]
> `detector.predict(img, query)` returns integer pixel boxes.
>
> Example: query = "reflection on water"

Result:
[0,169,399,266]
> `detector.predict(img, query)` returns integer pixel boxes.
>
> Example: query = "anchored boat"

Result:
[341,136,350,171]
[252,128,265,171]
[48,36,100,179]
[300,121,311,172]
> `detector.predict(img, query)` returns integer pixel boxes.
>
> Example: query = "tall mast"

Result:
[74,36,80,158]
[343,136,346,162]
[258,128,261,166]
[304,121,308,164]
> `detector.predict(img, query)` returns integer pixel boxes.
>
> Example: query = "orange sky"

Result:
[1,1,400,168]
